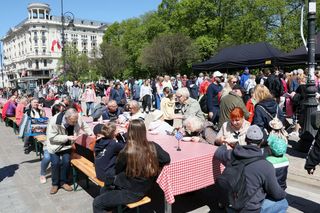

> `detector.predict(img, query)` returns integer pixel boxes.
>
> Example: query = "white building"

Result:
[1,2,107,89]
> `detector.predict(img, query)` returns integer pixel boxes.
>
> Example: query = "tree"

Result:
[58,44,90,81]
[97,42,127,79]
[139,33,199,75]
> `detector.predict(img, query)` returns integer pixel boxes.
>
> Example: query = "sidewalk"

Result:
[0,119,319,213]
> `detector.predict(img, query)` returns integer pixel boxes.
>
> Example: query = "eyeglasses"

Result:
[176,95,182,98]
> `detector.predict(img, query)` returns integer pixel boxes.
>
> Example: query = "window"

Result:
[44,59,47,67]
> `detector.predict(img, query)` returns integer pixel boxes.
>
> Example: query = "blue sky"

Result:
[0,0,162,38]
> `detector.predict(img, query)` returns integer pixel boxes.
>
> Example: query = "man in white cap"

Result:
[206,71,223,125]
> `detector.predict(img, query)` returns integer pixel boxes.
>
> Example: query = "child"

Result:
[94,123,125,184]
[266,118,289,190]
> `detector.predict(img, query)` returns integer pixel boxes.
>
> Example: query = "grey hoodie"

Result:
[214,144,286,213]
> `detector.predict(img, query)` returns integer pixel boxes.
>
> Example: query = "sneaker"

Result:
[40,176,46,184]
[50,186,59,194]
[61,184,73,192]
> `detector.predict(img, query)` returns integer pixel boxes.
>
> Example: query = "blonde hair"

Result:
[253,84,273,102]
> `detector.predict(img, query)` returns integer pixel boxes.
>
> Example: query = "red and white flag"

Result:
[51,39,61,52]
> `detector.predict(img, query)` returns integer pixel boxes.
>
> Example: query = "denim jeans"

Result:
[86,102,94,116]
[260,198,288,213]
[40,149,51,176]
[50,149,71,186]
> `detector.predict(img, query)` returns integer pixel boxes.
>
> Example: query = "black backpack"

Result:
[216,153,263,211]
[199,94,208,113]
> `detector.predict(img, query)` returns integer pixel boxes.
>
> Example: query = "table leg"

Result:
[164,199,172,213]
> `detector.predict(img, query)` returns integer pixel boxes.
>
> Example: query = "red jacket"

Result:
[1,101,10,120]
[246,98,256,124]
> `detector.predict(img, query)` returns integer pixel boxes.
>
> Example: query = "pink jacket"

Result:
[82,89,97,103]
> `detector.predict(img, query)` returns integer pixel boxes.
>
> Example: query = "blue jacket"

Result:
[94,138,125,182]
[252,98,284,139]
[110,88,126,105]
[240,73,250,88]
[206,83,223,112]
[101,107,123,121]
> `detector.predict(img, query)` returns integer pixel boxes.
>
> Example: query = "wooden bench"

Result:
[118,196,151,213]
[70,152,105,190]
[71,152,151,212]
[5,117,18,134]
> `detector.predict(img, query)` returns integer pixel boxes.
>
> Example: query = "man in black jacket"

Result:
[264,68,283,103]
[214,125,288,213]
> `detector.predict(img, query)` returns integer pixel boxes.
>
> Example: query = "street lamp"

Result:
[0,42,4,88]
[60,0,75,81]
[299,0,317,153]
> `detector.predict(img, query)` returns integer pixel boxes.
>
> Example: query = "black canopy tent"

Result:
[278,33,320,65]
[192,42,285,71]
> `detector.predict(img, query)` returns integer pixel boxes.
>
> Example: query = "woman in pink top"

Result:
[81,84,97,116]
[15,97,29,126]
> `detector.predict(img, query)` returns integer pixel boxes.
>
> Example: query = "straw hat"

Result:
[269,117,283,130]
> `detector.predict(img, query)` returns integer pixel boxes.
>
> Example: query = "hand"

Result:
[208,112,213,119]
[307,168,315,175]
[67,136,78,141]
[215,136,226,145]
[191,136,201,143]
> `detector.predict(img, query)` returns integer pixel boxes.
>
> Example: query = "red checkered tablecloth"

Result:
[148,134,224,204]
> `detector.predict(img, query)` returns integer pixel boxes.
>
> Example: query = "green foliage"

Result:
[99,0,317,77]
[96,42,128,79]
[58,44,90,81]
[139,33,199,76]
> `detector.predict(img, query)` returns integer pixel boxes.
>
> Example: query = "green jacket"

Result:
[218,92,250,129]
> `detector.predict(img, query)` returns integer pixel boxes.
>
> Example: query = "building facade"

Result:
[1,2,107,89]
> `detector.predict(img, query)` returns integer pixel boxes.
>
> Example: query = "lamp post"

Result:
[0,42,4,88]
[60,0,75,81]
[299,0,317,153]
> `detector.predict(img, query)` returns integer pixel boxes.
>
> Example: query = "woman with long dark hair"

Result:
[93,119,170,213]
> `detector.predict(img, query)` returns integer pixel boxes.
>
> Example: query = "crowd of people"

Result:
[1,66,320,212]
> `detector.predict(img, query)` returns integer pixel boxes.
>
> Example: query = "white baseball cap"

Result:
[213,71,223,77]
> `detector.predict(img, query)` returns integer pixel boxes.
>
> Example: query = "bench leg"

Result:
[13,123,18,135]
[85,176,89,189]
[39,143,43,160]
[117,205,123,213]
[72,166,79,191]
